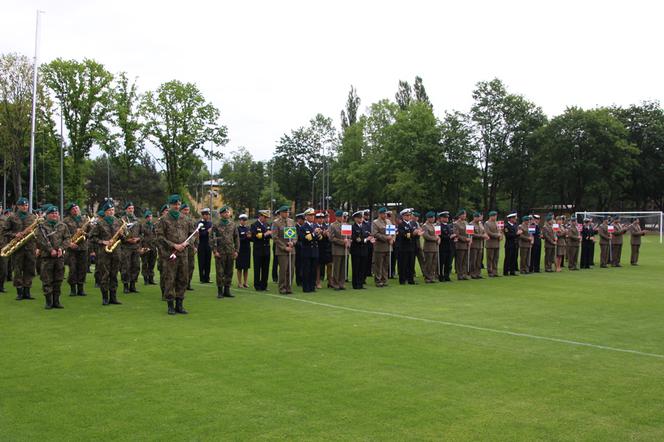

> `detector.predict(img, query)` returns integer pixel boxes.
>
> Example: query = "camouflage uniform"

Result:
[90,216,124,304]
[120,214,142,292]
[0,212,7,293]
[210,219,239,295]
[35,219,70,308]
[140,219,157,285]
[63,214,91,296]
[185,216,197,290]
[155,211,190,302]
[3,211,38,299]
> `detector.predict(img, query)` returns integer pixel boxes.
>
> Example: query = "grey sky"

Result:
[2,0,662,167]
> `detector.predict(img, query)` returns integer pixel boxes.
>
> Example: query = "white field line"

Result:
[263,294,664,360]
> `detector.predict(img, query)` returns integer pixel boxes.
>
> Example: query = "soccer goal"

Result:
[573,211,663,244]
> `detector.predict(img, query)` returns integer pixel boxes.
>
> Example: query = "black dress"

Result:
[236,225,251,270]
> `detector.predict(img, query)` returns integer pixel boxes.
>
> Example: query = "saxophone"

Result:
[1,216,44,257]
[70,217,92,245]
[104,219,127,253]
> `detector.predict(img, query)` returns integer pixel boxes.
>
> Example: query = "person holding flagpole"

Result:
[484,211,501,277]
[272,205,296,295]
[329,210,349,290]
[371,208,393,288]
[518,215,532,274]
[437,211,455,282]
[397,209,417,285]
[503,212,520,276]
[453,209,471,281]
[421,211,440,283]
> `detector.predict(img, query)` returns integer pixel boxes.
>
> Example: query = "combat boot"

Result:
[15,287,24,301]
[102,290,110,305]
[143,276,148,285]
[52,290,64,309]
[224,286,234,298]
[23,287,35,300]
[217,287,224,299]
[44,293,53,309]
[175,298,188,314]
[186,283,194,291]
[123,283,130,294]
[77,283,87,296]
[167,300,176,315]
[149,277,157,285]
[0,282,5,293]
[69,284,77,296]
[129,281,138,293]
[109,289,122,305]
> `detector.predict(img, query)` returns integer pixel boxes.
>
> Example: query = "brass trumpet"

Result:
[0,217,44,258]
[70,216,92,245]
[104,219,127,253]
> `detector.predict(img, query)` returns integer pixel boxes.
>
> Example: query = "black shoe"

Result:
[123,283,130,294]
[0,285,5,293]
[102,290,110,306]
[44,294,53,309]
[109,290,122,305]
[130,282,138,293]
[144,277,149,285]
[149,277,157,285]
[94,282,100,288]
[15,287,24,301]
[23,287,34,300]
[217,287,224,299]
[53,293,64,309]
[77,284,87,296]
[69,284,77,296]
[175,298,188,314]
[224,286,235,298]
[186,285,194,291]
[167,300,176,315]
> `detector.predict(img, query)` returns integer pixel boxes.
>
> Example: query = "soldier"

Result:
[180,203,197,290]
[298,208,321,293]
[0,205,7,293]
[271,209,280,283]
[363,210,373,279]
[411,211,425,278]
[250,209,272,291]
[580,217,596,269]
[140,210,158,285]
[272,205,297,295]
[611,217,625,267]
[63,202,91,296]
[93,209,104,289]
[329,210,349,290]
[597,218,612,268]
[398,209,418,284]
[156,194,192,315]
[567,217,581,270]
[197,208,213,283]
[470,212,487,279]
[371,207,393,287]
[350,210,371,289]
[529,215,542,273]
[3,197,37,300]
[453,209,471,280]
[35,205,70,309]
[90,200,124,306]
[503,213,520,276]
[157,204,169,299]
[518,215,532,274]
[294,213,305,287]
[211,206,239,298]
[554,215,567,272]
[483,211,501,277]
[120,202,142,293]
[389,212,399,278]
[318,212,332,288]
[629,218,646,265]
[236,214,251,289]
[542,213,557,272]
[437,212,455,281]
[421,211,440,283]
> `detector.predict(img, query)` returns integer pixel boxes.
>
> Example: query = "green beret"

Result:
[488,210,497,216]
[546,214,554,221]
[522,215,530,222]
[159,204,168,213]
[180,203,189,210]
[167,194,181,205]
[456,209,466,217]
[425,211,436,218]
[16,197,28,205]
[65,202,78,211]
[100,200,114,212]
[124,201,134,210]
[219,205,230,214]
[378,207,387,214]
[97,210,104,217]
[335,210,343,217]
[144,210,152,217]
[412,211,420,217]
[45,205,58,215]
[473,211,481,218]
[276,205,289,213]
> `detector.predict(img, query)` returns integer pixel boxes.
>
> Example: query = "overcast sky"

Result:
[2,0,663,167]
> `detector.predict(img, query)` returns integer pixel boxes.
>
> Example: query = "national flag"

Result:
[284,226,297,239]
[385,224,396,235]
[608,225,615,233]
[497,221,504,230]
[434,225,441,236]
[341,224,352,236]
[528,226,536,234]
[553,223,560,232]
[466,224,475,235]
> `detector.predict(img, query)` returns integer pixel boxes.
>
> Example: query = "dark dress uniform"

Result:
[236,224,251,270]
[36,216,70,309]
[363,218,373,279]
[250,219,271,291]
[397,221,416,284]
[350,221,369,289]
[295,222,304,286]
[318,222,332,283]
[503,220,519,276]
[4,209,38,300]
[197,219,213,283]
[438,220,455,281]
[529,223,542,273]
[298,220,320,293]
[580,222,596,269]
[63,214,91,296]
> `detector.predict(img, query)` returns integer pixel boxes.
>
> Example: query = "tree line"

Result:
[2,52,663,216]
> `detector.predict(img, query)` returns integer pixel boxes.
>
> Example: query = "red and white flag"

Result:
[608,225,615,233]
[466,224,475,235]
[553,223,560,232]
[497,221,504,230]
[434,225,441,236]
[341,224,352,236]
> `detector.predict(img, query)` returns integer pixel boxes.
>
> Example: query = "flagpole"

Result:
[28,10,44,212]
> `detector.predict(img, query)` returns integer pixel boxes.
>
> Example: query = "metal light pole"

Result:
[209,141,213,210]
[106,155,111,199]
[59,106,64,215]
[28,9,44,212]
[311,168,322,207]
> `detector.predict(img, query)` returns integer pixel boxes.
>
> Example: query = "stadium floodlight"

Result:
[573,211,663,244]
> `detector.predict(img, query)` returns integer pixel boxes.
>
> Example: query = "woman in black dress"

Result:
[236,214,251,288]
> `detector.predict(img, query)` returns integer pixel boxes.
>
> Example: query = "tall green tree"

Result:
[41,58,114,201]
[140,80,227,194]
[340,85,361,131]
[219,148,265,215]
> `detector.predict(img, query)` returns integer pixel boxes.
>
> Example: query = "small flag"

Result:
[608,225,615,233]
[386,224,396,235]
[528,226,536,234]
[497,221,504,230]
[466,224,475,235]
[341,224,352,236]
[434,225,441,236]
[284,226,297,239]
[553,223,560,232]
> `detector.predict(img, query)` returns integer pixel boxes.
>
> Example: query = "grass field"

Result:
[2,238,664,441]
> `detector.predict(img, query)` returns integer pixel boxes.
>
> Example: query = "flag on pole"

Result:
[466,224,475,235]
[434,225,441,236]
[608,225,615,233]
[553,223,560,232]
[341,224,352,236]
[497,221,504,230]
[528,226,536,234]
[284,226,297,239]
[386,224,396,235]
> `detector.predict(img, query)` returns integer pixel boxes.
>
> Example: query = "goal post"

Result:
[573,211,663,244]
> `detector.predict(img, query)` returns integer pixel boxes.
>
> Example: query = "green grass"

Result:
[2,239,664,441]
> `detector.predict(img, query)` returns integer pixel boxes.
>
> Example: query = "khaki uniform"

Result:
[611,223,624,266]
[542,223,556,272]
[484,220,501,277]
[155,212,190,301]
[120,214,142,289]
[63,215,91,293]
[556,224,567,257]
[371,217,393,286]
[598,223,611,267]
[421,221,439,282]
[35,220,70,303]
[454,220,471,280]
[566,223,580,270]
[4,211,37,289]
[629,222,645,265]
[470,221,484,278]
[329,221,347,289]
[518,222,532,273]
[272,216,297,294]
[210,220,239,289]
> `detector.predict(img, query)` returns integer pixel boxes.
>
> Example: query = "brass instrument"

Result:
[104,219,127,253]
[70,216,92,245]
[1,217,44,258]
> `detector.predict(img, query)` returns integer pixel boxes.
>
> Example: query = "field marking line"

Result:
[263,294,664,360]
